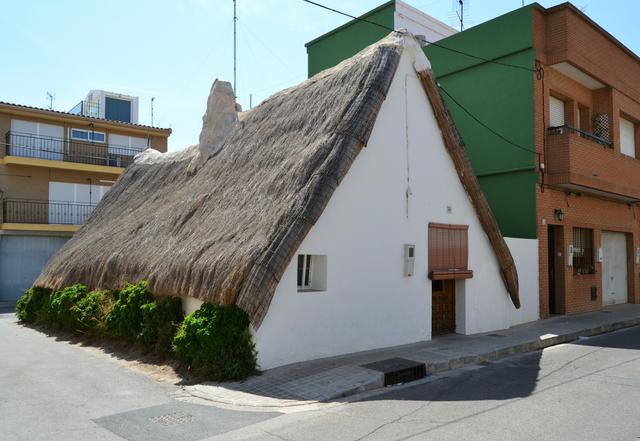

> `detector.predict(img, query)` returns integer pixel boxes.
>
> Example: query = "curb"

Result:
[422,317,640,376]
[183,317,640,409]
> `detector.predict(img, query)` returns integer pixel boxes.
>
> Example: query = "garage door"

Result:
[0,236,68,303]
[601,231,628,305]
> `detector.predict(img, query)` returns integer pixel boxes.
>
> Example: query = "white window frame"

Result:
[549,96,566,128]
[297,254,313,290]
[620,116,636,158]
[69,128,106,143]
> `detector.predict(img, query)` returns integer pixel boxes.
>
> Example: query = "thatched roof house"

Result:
[37,33,537,368]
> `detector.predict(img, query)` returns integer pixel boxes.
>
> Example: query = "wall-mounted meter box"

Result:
[598,247,604,263]
[404,244,415,277]
[567,244,574,267]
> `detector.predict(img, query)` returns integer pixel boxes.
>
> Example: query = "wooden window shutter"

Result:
[428,223,473,280]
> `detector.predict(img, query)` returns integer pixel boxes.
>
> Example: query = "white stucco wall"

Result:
[181,296,204,315]
[394,0,457,43]
[253,42,538,369]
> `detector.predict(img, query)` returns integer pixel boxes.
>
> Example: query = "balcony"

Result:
[1,198,96,226]
[546,125,640,202]
[3,131,140,171]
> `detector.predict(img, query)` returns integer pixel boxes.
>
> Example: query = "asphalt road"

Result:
[0,310,279,441]
[3,306,640,441]
[209,325,640,441]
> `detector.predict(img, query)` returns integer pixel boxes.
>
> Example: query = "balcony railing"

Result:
[69,100,100,118]
[4,131,142,168]
[1,198,97,225]
[547,125,612,148]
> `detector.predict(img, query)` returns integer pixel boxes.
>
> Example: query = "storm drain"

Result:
[488,333,506,338]
[362,357,426,386]
[149,412,194,427]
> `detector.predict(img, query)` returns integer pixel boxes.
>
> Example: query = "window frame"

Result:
[69,128,106,143]
[296,254,327,292]
[297,254,313,289]
[619,115,637,158]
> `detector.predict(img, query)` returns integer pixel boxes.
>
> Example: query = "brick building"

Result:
[306,2,640,322]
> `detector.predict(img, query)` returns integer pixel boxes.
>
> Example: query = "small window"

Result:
[70,128,106,143]
[549,96,566,127]
[296,254,327,292]
[70,129,88,140]
[620,116,636,158]
[573,228,594,275]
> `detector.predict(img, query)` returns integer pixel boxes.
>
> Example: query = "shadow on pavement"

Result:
[362,325,640,403]
[19,321,199,386]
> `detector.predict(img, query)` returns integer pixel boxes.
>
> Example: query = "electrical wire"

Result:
[437,83,538,156]
[301,0,541,157]
[300,0,536,73]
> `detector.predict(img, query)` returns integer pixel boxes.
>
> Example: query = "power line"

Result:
[301,0,540,157]
[300,0,535,73]
[437,83,538,155]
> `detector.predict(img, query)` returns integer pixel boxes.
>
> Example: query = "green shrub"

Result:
[139,296,184,355]
[48,284,88,329]
[70,290,117,332]
[106,281,154,339]
[173,303,257,381]
[16,287,52,324]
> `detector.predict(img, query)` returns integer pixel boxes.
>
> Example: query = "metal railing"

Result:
[547,125,612,148]
[4,131,142,168]
[2,198,97,225]
[69,100,100,118]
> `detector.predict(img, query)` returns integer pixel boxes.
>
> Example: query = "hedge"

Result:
[15,281,257,381]
[173,303,257,381]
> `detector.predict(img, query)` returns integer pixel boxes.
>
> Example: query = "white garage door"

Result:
[0,236,69,303]
[601,231,628,305]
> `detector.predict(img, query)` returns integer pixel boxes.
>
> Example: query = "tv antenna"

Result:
[453,0,470,32]
[151,97,155,126]
[46,91,55,110]
[233,0,238,99]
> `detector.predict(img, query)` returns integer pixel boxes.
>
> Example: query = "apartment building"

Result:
[0,92,170,303]
[307,2,640,321]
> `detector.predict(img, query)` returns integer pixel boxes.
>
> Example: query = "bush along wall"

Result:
[15,282,257,381]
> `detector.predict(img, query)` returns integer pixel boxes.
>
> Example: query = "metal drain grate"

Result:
[362,358,426,386]
[149,412,194,427]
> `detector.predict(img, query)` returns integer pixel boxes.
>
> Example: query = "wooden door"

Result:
[432,280,455,335]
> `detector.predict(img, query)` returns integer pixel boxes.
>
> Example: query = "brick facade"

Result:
[533,4,640,317]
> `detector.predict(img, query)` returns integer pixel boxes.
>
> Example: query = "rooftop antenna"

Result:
[453,0,470,32]
[233,0,237,99]
[46,91,55,110]
[151,97,155,126]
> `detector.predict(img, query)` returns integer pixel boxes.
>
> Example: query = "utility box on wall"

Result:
[404,244,415,277]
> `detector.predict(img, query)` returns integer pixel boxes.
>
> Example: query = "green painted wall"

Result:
[305,3,538,239]
[424,5,537,238]
[305,1,395,77]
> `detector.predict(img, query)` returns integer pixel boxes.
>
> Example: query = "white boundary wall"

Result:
[253,43,539,369]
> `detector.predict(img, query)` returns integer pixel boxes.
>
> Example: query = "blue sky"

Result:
[2,0,638,151]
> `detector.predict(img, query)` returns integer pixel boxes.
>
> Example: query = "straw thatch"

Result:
[36,33,404,326]
[417,69,520,308]
[36,32,520,326]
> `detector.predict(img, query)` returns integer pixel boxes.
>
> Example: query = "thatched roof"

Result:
[36,32,519,326]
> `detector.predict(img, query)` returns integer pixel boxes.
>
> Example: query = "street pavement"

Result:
[209,325,640,441]
[3,306,640,441]
[0,311,279,441]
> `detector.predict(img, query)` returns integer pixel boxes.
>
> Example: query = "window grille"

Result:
[573,228,594,275]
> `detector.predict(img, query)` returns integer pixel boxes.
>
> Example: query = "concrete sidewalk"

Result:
[183,304,640,409]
